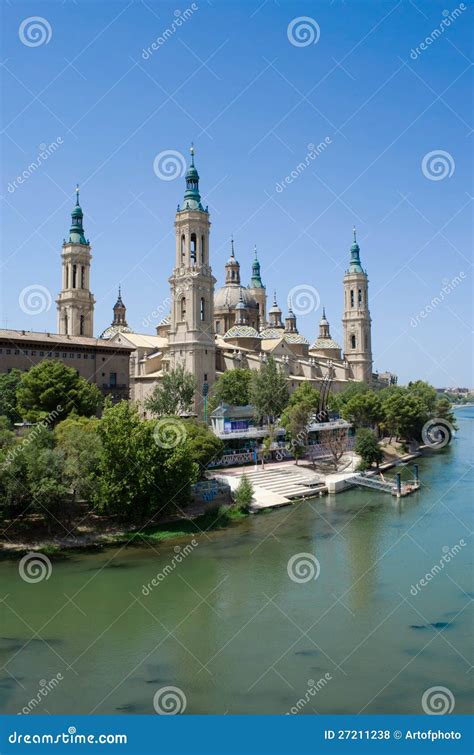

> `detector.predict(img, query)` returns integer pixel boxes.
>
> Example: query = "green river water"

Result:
[0,408,472,715]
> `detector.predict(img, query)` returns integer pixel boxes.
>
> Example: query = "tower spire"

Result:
[348,226,363,273]
[180,143,204,211]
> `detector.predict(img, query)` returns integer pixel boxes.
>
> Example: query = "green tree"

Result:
[183,420,224,474]
[381,389,429,442]
[55,416,102,502]
[329,381,370,414]
[355,428,384,470]
[233,475,254,509]
[0,416,16,451]
[434,397,457,430]
[145,364,196,416]
[27,447,69,531]
[340,390,383,430]
[209,369,252,412]
[281,401,312,464]
[250,357,289,424]
[0,369,22,425]
[93,402,197,521]
[287,383,320,412]
[16,361,102,424]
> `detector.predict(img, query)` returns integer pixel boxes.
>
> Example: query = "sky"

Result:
[1,0,472,387]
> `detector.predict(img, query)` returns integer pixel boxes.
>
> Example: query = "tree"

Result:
[0,369,22,425]
[145,364,196,416]
[93,402,197,521]
[183,420,224,473]
[0,416,16,451]
[281,401,312,464]
[329,381,370,414]
[381,388,429,443]
[355,428,384,470]
[233,475,254,509]
[317,427,350,471]
[209,369,252,411]
[287,382,320,412]
[16,360,102,424]
[434,396,457,431]
[55,416,102,501]
[250,357,289,424]
[340,391,383,430]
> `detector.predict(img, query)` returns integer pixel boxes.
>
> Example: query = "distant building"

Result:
[0,329,133,401]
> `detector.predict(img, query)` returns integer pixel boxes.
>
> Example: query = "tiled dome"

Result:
[100,324,133,340]
[223,325,261,340]
[214,286,258,309]
[284,333,309,345]
[311,337,341,350]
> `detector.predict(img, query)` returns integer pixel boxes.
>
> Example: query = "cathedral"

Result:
[55,148,374,417]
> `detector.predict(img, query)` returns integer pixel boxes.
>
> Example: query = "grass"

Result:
[122,505,248,544]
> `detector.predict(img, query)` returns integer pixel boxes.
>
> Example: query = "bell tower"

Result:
[248,245,267,329]
[56,186,94,337]
[342,228,372,383]
[168,146,216,416]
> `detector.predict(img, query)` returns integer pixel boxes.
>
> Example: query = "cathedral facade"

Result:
[61,149,374,417]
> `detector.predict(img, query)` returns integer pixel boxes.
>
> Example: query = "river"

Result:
[1,407,472,715]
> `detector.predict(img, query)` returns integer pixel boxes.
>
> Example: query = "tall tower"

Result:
[248,245,266,329]
[342,228,372,382]
[168,146,216,416]
[56,186,95,336]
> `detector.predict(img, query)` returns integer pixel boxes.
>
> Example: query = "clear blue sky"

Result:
[1,0,472,387]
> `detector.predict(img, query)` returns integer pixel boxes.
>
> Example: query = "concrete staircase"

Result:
[214,465,326,511]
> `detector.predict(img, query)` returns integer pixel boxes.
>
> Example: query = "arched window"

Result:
[351,334,356,349]
[200,297,205,321]
[80,315,85,335]
[65,266,69,289]
[64,313,68,334]
[72,264,77,288]
[231,270,235,280]
[201,235,205,264]
[180,296,186,320]
[215,321,221,334]
[81,266,85,289]
[365,334,368,349]
[358,288,362,305]
[190,233,197,262]
[181,235,186,263]
[350,289,354,307]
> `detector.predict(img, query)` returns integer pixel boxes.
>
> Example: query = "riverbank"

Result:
[0,504,248,560]
[0,442,428,558]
